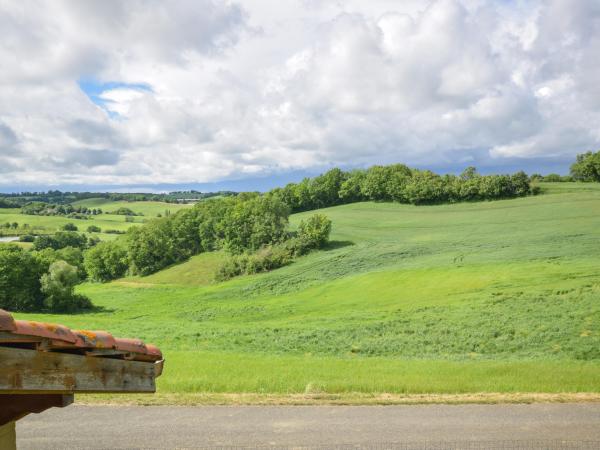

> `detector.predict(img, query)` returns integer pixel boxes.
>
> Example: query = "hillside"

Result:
[16,183,600,399]
[0,199,192,240]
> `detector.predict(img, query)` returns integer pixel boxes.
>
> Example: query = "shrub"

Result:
[570,150,600,181]
[216,214,331,281]
[33,232,88,250]
[19,234,35,242]
[61,223,78,231]
[87,225,101,233]
[110,207,138,216]
[41,261,92,312]
[105,229,125,234]
[297,214,332,251]
[0,245,45,311]
[84,240,129,282]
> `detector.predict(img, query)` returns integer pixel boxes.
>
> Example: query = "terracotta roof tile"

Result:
[0,309,162,363]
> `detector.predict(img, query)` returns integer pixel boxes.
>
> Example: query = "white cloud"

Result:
[0,0,599,188]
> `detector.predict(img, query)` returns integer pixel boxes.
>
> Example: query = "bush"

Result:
[105,229,125,234]
[0,245,45,311]
[84,240,129,282]
[110,207,139,216]
[34,246,87,281]
[87,225,101,233]
[216,245,294,281]
[33,232,88,251]
[62,223,78,231]
[40,261,92,312]
[570,150,600,181]
[19,234,35,242]
[216,214,332,281]
[296,214,332,252]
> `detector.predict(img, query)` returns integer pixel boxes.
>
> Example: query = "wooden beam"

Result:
[0,347,157,394]
[0,394,73,425]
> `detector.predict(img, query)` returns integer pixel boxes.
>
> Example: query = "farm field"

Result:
[0,199,192,240]
[16,183,600,402]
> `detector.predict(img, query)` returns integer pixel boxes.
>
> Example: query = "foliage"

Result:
[87,225,101,233]
[84,241,129,282]
[33,231,88,251]
[296,214,332,252]
[271,164,531,211]
[40,261,92,312]
[34,246,87,281]
[21,202,99,217]
[216,214,331,280]
[62,223,78,231]
[0,245,45,311]
[570,150,600,181]
[109,207,140,216]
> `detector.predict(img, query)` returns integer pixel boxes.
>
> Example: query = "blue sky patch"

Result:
[78,79,153,118]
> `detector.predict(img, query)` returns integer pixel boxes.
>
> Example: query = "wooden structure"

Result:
[0,309,164,449]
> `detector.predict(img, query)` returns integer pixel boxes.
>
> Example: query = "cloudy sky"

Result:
[1,0,599,192]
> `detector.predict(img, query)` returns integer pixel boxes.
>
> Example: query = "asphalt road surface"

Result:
[17,403,600,449]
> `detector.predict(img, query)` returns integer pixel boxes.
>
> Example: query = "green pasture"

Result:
[71,198,190,217]
[16,182,600,396]
[0,199,192,238]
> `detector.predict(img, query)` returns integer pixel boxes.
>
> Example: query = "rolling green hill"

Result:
[0,199,192,240]
[16,183,600,401]
[71,198,191,217]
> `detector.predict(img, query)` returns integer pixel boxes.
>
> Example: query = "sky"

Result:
[0,0,599,192]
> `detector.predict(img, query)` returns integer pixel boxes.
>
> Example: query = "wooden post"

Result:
[0,421,16,450]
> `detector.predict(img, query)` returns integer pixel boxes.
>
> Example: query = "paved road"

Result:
[17,404,600,449]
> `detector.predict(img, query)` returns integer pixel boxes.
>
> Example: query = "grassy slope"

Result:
[16,183,600,398]
[0,199,191,241]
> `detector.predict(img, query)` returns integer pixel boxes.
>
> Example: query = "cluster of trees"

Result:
[570,151,600,182]
[0,198,19,208]
[84,193,293,281]
[0,245,91,313]
[0,190,239,208]
[530,174,574,182]
[216,214,332,280]
[33,231,98,251]
[21,202,102,217]
[269,165,532,211]
[108,207,140,216]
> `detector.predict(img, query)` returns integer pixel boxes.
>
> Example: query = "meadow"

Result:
[0,199,190,241]
[15,183,600,401]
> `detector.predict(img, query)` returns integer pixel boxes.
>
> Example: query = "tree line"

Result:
[21,201,103,217]
[269,165,533,212]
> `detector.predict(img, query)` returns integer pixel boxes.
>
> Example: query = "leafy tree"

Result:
[309,168,347,208]
[33,232,88,251]
[84,241,129,282]
[0,245,45,311]
[339,170,366,203]
[570,151,600,181]
[361,166,390,201]
[127,220,176,275]
[62,223,78,231]
[40,261,92,312]
[403,170,446,204]
[222,195,289,253]
[297,214,332,250]
[87,225,101,233]
[34,246,87,281]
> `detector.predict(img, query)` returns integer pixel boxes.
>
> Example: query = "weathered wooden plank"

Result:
[0,347,157,393]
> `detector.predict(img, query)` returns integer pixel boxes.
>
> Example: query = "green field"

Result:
[15,183,600,400]
[0,199,191,240]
